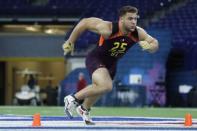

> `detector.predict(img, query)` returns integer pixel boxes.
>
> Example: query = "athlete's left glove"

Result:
[139,41,151,51]
[62,41,74,56]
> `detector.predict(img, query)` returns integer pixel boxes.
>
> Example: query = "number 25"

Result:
[111,42,127,52]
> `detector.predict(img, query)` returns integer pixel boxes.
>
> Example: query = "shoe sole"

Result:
[85,120,95,125]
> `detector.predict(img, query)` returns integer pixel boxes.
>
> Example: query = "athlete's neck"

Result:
[118,21,130,35]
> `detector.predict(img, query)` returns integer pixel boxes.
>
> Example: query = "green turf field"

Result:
[0,106,197,118]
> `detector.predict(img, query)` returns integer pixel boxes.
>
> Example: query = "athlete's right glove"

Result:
[62,41,74,56]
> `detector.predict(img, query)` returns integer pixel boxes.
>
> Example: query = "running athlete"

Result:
[62,6,159,125]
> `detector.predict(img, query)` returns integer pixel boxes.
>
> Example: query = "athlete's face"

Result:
[120,12,138,32]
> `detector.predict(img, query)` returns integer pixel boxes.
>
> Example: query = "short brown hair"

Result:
[118,6,138,17]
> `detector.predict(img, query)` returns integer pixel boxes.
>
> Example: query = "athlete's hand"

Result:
[139,41,151,51]
[62,41,74,56]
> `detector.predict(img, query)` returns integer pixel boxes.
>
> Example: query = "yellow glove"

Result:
[139,41,151,51]
[62,41,74,56]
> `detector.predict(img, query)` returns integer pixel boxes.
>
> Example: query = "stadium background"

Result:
[0,0,197,110]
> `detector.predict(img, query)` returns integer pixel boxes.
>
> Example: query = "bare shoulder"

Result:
[81,17,112,38]
[90,17,112,38]
[85,17,111,25]
[136,26,149,40]
[136,26,147,34]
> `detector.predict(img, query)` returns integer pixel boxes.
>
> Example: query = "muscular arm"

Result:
[68,17,112,44]
[137,26,159,53]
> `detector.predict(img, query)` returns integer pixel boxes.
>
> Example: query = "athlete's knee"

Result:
[106,81,113,92]
[101,81,113,93]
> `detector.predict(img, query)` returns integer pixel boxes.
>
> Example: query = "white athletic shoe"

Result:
[76,105,95,125]
[64,95,78,118]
